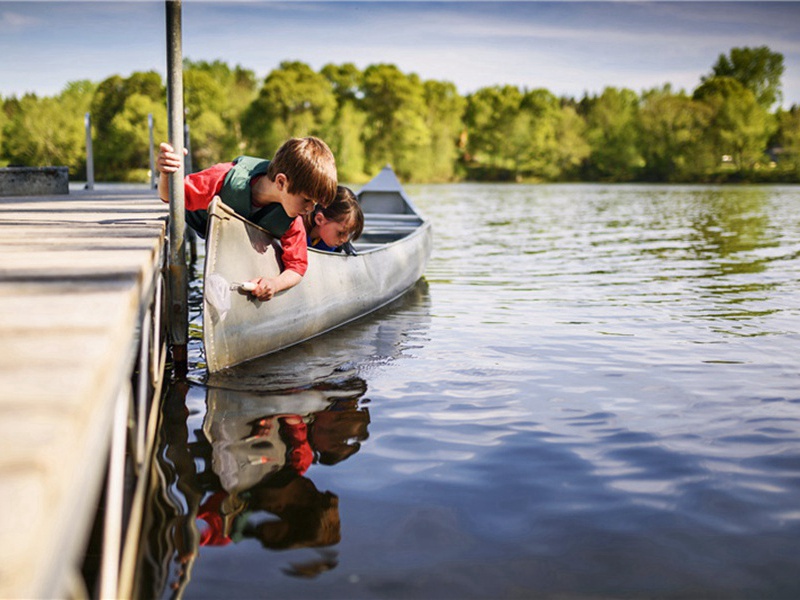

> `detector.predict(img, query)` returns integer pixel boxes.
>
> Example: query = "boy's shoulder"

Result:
[231,156,270,174]
[224,156,271,191]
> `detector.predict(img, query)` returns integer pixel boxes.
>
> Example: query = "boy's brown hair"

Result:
[267,136,338,208]
[303,185,364,241]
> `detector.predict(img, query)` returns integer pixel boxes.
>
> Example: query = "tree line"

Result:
[1,46,798,184]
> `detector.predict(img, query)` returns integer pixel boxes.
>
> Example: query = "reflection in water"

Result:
[493,184,798,336]
[134,183,800,599]
[136,379,364,597]
[134,281,430,598]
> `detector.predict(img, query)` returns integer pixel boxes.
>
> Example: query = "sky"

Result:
[1,1,799,107]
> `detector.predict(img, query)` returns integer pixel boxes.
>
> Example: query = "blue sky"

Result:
[1,1,799,107]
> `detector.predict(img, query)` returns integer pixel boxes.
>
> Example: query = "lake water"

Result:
[135,183,800,599]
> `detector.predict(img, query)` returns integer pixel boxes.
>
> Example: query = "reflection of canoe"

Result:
[203,165,433,372]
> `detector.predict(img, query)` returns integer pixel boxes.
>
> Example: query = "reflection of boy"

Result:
[309,399,371,465]
[244,472,341,551]
[156,137,337,300]
[197,491,235,547]
[280,415,314,475]
[197,415,316,547]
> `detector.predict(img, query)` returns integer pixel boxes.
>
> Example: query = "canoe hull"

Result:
[203,196,432,372]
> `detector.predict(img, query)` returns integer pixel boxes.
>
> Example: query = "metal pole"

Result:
[97,384,130,599]
[84,112,94,190]
[148,113,156,189]
[166,0,187,370]
[184,122,193,175]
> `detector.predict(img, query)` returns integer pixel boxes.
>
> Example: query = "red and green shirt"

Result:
[183,156,308,276]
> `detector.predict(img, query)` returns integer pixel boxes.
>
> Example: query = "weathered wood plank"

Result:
[0,189,169,599]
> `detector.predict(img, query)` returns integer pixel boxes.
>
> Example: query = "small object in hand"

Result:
[230,281,257,292]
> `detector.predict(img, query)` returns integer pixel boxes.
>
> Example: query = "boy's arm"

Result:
[250,270,303,301]
[249,218,308,301]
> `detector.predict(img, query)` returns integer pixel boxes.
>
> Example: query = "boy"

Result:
[157,137,337,301]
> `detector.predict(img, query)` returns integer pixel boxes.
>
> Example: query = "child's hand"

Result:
[250,277,277,301]
[156,142,187,174]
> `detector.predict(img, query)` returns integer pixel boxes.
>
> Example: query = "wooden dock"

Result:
[0,187,169,598]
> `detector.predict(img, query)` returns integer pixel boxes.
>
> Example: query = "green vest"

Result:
[219,156,294,237]
[185,156,295,238]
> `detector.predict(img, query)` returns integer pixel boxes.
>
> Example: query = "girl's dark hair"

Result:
[303,185,364,241]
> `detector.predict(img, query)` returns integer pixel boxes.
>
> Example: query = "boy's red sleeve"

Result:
[281,419,313,475]
[183,162,233,211]
[280,217,309,276]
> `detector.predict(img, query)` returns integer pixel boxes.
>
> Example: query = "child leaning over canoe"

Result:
[303,185,364,255]
[156,136,337,301]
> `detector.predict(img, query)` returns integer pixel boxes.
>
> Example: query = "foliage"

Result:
[638,85,713,181]
[464,85,525,178]
[551,103,591,180]
[360,64,431,181]
[582,87,643,181]
[321,63,367,182]
[0,46,796,184]
[184,59,257,170]
[2,82,96,177]
[0,97,7,167]
[693,77,774,172]
[90,71,165,181]
[241,61,336,159]
[423,79,466,182]
[705,46,785,110]
[774,107,800,175]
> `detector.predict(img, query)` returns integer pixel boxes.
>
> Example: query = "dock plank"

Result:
[0,189,168,598]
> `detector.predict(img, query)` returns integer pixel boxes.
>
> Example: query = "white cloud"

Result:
[0,10,40,31]
[1,1,798,106]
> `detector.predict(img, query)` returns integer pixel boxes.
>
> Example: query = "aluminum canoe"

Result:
[202,165,433,372]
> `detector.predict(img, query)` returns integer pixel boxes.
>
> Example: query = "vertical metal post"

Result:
[97,384,130,599]
[184,122,193,175]
[84,112,94,190]
[166,0,187,369]
[148,113,156,189]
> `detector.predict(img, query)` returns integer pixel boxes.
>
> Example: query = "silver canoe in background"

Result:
[202,165,433,373]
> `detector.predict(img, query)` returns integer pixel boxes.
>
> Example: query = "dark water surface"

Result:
[135,184,800,599]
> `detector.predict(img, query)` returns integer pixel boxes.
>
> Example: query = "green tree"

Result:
[321,62,362,104]
[551,103,591,180]
[0,96,7,167]
[423,79,465,181]
[360,64,431,181]
[90,71,165,180]
[774,106,800,176]
[241,61,336,158]
[107,93,168,181]
[582,87,643,181]
[511,89,592,181]
[464,85,524,178]
[184,67,227,170]
[638,85,713,181]
[2,81,96,177]
[321,63,367,182]
[693,76,774,172]
[704,46,784,110]
[185,59,257,166]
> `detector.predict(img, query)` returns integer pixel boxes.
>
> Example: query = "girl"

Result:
[304,185,364,254]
